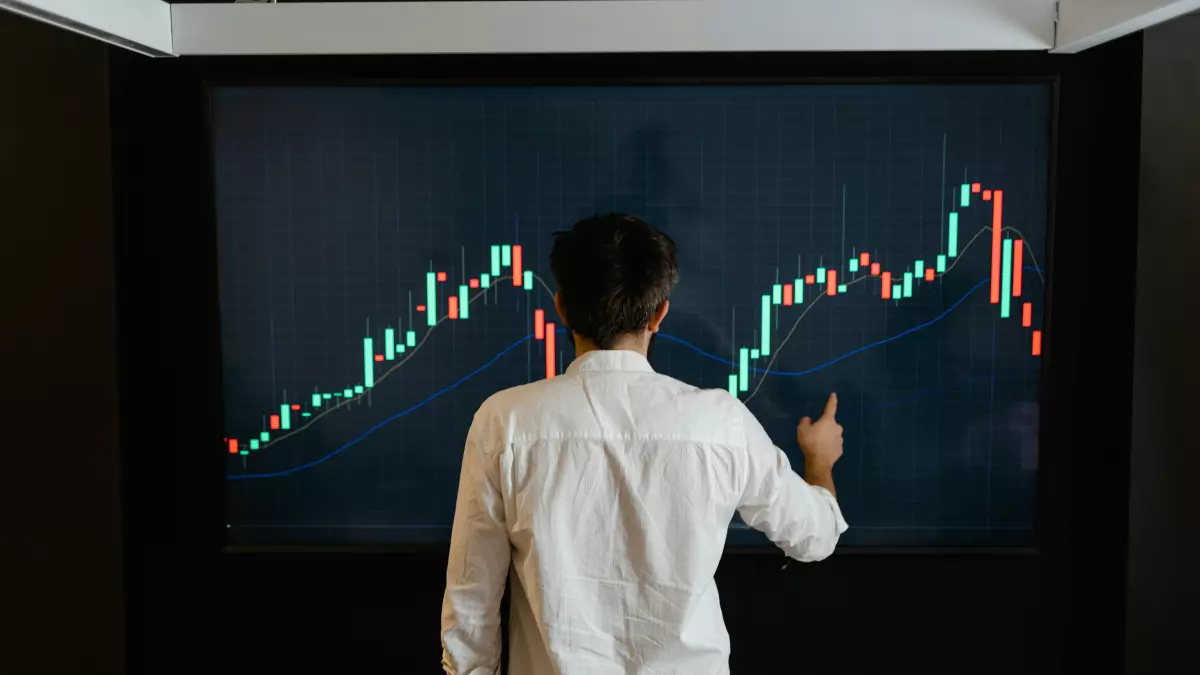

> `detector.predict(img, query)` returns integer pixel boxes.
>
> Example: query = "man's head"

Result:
[550,214,678,351]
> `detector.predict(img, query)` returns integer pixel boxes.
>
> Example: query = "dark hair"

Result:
[549,214,678,349]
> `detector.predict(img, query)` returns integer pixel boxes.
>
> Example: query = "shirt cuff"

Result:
[809,485,850,535]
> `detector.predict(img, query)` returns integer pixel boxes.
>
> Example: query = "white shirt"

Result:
[441,349,848,675]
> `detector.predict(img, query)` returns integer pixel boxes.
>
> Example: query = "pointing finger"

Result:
[821,393,838,420]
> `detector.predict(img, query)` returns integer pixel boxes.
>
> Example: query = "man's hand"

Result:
[796,393,842,495]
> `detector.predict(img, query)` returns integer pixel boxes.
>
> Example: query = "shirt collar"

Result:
[565,349,656,375]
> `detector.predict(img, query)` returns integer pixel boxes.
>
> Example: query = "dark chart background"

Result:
[214,84,1049,547]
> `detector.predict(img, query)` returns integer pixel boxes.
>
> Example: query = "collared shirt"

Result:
[441,349,848,675]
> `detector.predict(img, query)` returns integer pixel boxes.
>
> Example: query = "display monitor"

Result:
[213,83,1049,547]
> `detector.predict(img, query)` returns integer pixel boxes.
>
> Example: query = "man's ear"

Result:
[554,291,568,327]
[648,300,670,334]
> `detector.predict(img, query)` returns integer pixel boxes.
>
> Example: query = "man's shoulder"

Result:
[477,376,560,412]
[471,370,751,445]
[645,371,746,414]
[480,370,727,408]
[469,377,561,429]
[642,373,753,439]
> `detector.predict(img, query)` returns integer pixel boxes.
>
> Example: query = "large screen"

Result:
[214,84,1049,547]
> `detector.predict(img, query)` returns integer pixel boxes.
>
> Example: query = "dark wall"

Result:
[1127,15,1200,674]
[0,11,123,675]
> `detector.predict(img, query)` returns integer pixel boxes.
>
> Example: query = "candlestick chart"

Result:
[213,84,1049,546]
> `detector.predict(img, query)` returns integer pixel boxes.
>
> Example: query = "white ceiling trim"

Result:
[1054,0,1200,52]
[1,0,172,56]
[6,0,1194,58]
[168,0,1056,56]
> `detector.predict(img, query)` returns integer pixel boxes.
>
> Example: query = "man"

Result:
[441,214,847,675]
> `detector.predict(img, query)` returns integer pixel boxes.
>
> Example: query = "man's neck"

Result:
[573,333,650,360]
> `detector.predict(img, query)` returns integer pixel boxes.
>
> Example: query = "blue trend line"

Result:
[658,267,1041,375]
[227,334,533,480]
[762,277,990,376]
[660,276,997,375]
[230,268,1037,479]
[654,334,738,366]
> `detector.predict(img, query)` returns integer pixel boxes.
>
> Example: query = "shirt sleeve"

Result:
[735,403,849,562]
[441,415,511,675]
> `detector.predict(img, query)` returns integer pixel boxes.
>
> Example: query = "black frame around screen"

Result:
[113,42,1140,675]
